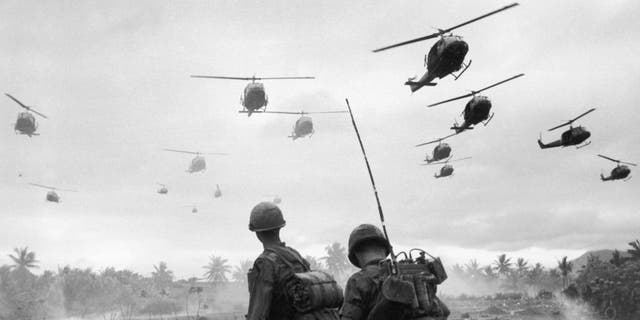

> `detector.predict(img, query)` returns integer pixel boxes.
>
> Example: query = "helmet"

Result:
[249,202,286,232]
[348,224,390,268]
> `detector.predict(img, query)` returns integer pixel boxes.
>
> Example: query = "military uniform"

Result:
[247,243,311,320]
[341,259,406,320]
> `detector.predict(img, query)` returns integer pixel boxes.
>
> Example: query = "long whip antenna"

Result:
[345,99,397,264]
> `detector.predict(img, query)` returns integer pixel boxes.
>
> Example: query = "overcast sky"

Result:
[1,0,639,280]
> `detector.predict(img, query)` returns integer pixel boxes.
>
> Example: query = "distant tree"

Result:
[202,255,231,283]
[232,260,253,283]
[322,242,350,277]
[464,259,482,279]
[557,256,573,289]
[526,263,544,285]
[609,249,625,267]
[151,262,174,289]
[8,247,39,271]
[305,255,326,272]
[451,264,465,278]
[515,258,529,274]
[627,240,640,260]
[482,265,497,280]
[493,254,512,276]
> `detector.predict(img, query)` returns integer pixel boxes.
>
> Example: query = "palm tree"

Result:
[482,265,496,280]
[557,256,573,289]
[232,260,253,283]
[464,259,481,279]
[151,261,174,289]
[609,249,625,267]
[322,242,349,277]
[526,262,544,285]
[202,255,231,283]
[8,247,39,271]
[493,254,512,276]
[515,258,529,275]
[627,240,640,260]
[305,255,326,272]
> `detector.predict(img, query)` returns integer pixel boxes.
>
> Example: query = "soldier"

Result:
[340,224,402,320]
[341,224,449,320]
[245,201,311,320]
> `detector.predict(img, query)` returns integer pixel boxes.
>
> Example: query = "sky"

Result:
[1,0,639,280]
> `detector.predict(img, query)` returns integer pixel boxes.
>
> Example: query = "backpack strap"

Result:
[265,246,310,272]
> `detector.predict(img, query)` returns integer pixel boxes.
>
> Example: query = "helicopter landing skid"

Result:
[576,141,591,149]
[624,176,632,182]
[483,113,494,126]
[453,60,472,80]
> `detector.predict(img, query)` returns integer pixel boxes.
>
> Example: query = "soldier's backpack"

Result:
[264,246,343,320]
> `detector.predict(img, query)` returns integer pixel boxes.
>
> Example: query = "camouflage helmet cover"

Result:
[249,202,286,232]
[348,223,391,267]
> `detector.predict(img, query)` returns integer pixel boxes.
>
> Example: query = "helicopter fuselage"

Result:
[242,83,268,113]
[406,36,469,92]
[427,143,452,163]
[451,96,492,133]
[427,36,469,80]
[290,116,314,140]
[435,164,454,178]
[15,112,37,136]
[188,155,207,173]
[601,165,631,181]
[46,191,59,202]
[538,126,591,149]
[158,187,168,194]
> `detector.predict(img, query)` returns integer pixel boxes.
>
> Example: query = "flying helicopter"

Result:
[415,132,458,163]
[372,3,519,92]
[239,109,348,140]
[427,74,524,133]
[422,157,471,178]
[183,205,198,214]
[5,93,48,137]
[264,194,282,204]
[29,183,77,203]
[163,149,228,173]
[538,108,595,149]
[597,154,636,182]
[157,183,168,194]
[214,184,222,198]
[189,74,315,116]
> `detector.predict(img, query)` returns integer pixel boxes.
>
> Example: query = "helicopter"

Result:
[157,183,168,194]
[538,108,595,149]
[427,74,524,133]
[372,3,519,92]
[183,205,198,214]
[415,132,458,163]
[5,93,48,137]
[29,183,77,203]
[422,157,471,178]
[214,184,222,198]
[264,194,282,204]
[190,75,315,116]
[239,109,348,140]
[597,154,636,182]
[163,149,228,173]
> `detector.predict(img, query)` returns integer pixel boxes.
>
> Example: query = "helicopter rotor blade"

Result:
[372,3,519,53]
[427,92,474,108]
[570,108,596,123]
[415,132,458,147]
[191,75,314,81]
[427,73,524,108]
[473,73,525,95]
[5,94,49,119]
[621,161,638,166]
[29,182,56,190]
[304,110,349,114]
[597,154,619,163]
[547,108,595,131]
[448,156,472,163]
[163,148,200,155]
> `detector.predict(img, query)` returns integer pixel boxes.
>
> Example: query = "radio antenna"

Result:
[345,99,397,267]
